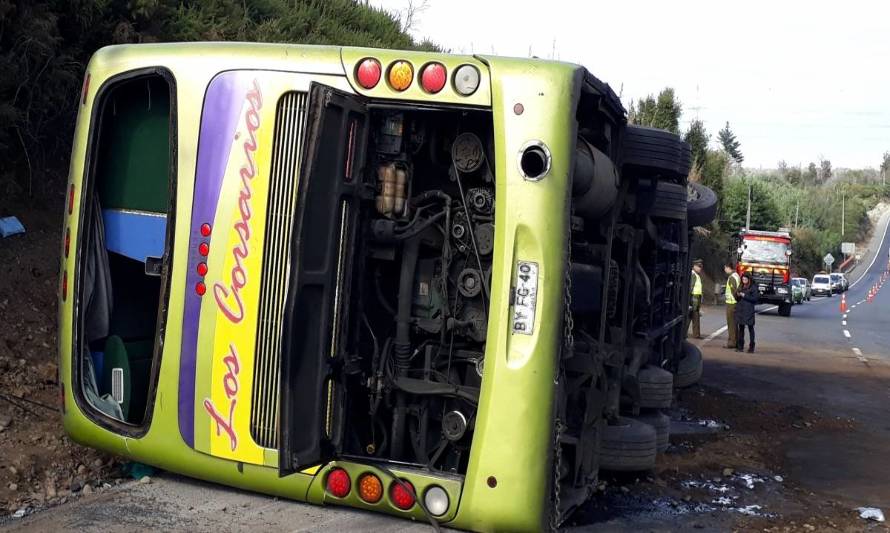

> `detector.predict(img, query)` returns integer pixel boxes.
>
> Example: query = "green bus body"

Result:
[59,42,596,531]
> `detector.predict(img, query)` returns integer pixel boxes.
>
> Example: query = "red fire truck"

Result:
[734,229,793,316]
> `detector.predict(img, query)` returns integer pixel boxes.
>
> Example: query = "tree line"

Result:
[0,0,435,201]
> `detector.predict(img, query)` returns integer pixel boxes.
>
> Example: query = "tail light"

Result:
[198,242,209,256]
[388,61,414,91]
[420,63,447,94]
[390,479,416,510]
[326,468,351,498]
[423,485,449,516]
[356,58,382,89]
[64,228,70,257]
[195,282,206,296]
[358,473,383,503]
[61,270,68,301]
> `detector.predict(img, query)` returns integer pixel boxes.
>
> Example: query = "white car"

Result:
[812,274,833,297]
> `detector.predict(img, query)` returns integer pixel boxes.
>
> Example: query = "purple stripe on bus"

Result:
[179,72,250,447]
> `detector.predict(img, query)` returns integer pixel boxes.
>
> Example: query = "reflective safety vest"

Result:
[691,271,703,296]
[725,272,740,305]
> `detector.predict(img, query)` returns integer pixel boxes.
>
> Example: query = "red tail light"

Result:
[200,223,212,237]
[326,468,351,498]
[195,281,206,296]
[198,242,209,256]
[420,63,447,94]
[61,270,68,301]
[197,262,208,276]
[356,58,382,89]
[390,479,416,510]
[64,228,70,257]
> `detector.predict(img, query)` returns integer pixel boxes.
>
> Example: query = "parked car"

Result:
[838,273,849,291]
[812,274,833,296]
[792,277,811,301]
[791,278,807,303]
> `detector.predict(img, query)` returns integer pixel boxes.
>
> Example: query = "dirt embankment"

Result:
[0,200,121,517]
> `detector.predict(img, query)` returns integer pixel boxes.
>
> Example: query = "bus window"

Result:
[78,72,173,426]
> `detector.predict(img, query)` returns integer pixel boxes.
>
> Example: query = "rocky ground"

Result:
[0,198,125,518]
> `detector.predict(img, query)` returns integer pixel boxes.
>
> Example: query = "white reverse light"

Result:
[453,64,480,96]
[424,485,450,517]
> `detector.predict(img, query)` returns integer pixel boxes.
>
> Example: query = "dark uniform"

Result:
[735,277,759,352]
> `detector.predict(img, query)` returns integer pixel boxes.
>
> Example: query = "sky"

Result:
[373,0,890,170]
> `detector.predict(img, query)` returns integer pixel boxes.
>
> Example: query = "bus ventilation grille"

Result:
[250,91,308,449]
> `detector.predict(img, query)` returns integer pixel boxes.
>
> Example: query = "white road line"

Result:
[852,347,867,362]
[842,320,847,326]
[703,326,727,343]
[843,314,848,319]
[844,329,851,338]
[850,210,890,289]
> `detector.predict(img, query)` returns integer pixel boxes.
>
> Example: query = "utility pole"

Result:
[841,191,845,237]
[795,198,800,228]
[745,183,752,230]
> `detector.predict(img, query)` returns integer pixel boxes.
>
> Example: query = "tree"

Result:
[701,149,728,206]
[721,178,782,231]
[804,162,818,186]
[628,88,682,134]
[684,120,709,170]
[819,158,832,184]
[718,121,743,164]
[777,160,788,175]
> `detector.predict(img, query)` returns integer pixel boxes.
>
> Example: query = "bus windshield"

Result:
[741,238,789,265]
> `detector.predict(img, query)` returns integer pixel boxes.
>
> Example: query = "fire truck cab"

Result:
[734,229,793,317]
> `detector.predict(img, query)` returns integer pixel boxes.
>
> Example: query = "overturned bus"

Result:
[58,43,716,531]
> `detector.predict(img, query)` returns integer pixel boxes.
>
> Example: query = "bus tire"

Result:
[633,410,671,453]
[675,341,703,388]
[638,365,674,409]
[778,302,792,317]
[651,181,688,220]
[687,181,718,227]
[622,125,692,179]
[600,417,657,472]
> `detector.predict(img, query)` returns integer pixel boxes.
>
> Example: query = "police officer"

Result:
[724,262,741,349]
[688,259,704,339]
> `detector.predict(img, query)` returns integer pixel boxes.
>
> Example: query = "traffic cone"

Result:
[840,293,847,313]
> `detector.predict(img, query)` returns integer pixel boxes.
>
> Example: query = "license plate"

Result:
[512,261,539,335]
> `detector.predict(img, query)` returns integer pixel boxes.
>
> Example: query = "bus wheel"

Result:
[621,125,692,179]
[687,181,718,227]
[633,410,671,453]
[675,341,703,388]
[600,417,657,472]
[638,365,674,409]
[778,302,792,317]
